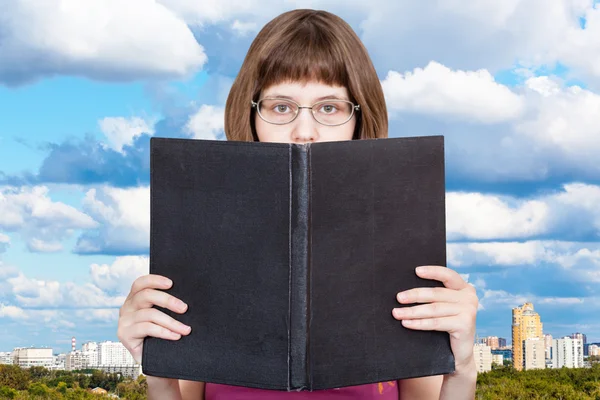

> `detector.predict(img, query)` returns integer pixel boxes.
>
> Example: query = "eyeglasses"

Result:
[251,98,360,126]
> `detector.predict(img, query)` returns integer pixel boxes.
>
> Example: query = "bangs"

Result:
[255,21,349,94]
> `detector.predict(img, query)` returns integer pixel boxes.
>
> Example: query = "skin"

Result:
[117,81,479,400]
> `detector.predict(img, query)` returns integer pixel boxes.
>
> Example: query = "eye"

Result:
[274,104,291,113]
[319,104,338,114]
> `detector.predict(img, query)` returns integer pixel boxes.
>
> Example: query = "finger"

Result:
[128,274,173,299]
[414,265,469,291]
[397,286,464,304]
[392,302,461,320]
[133,308,192,336]
[123,288,188,315]
[400,316,463,332]
[127,321,184,341]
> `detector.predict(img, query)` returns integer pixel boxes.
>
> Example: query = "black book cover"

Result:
[142,136,455,391]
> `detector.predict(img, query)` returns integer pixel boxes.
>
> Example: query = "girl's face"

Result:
[255,81,357,144]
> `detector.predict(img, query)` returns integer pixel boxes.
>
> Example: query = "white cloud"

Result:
[448,241,549,267]
[63,282,126,308]
[556,5,600,81]
[27,238,63,253]
[0,186,97,253]
[98,116,156,153]
[8,274,62,307]
[73,308,119,323]
[75,186,149,254]
[184,105,225,140]
[0,234,9,253]
[447,192,550,240]
[447,183,600,240]
[0,0,207,86]
[0,262,18,303]
[0,303,26,319]
[157,0,276,25]
[231,20,259,36]
[7,273,125,308]
[359,0,599,78]
[515,77,600,171]
[0,264,18,280]
[90,256,149,296]
[448,240,600,282]
[2,0,598,88]
[0,258,135,327]
[537,297,585,305]
[382,61,525,123]
[0,304,118,326]
[383,65,600,181]
[478,289,585,310]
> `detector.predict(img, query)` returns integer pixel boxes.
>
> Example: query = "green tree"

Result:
[0,365,30,390]
[0,386,18,399]
[28,366,51,380]
[28,382,50,397]
[56,381,68,394]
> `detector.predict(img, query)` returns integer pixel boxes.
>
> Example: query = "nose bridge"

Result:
[291,106,319,141]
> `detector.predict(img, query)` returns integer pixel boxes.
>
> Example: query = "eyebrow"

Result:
[262,94,349,102]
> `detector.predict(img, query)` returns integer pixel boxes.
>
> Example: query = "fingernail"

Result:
[415,266,424,273]
[163,278,173,286]
[184,325,192,333]
[392,308,402,318]
[397,292,407,302]
[178,301,187,311]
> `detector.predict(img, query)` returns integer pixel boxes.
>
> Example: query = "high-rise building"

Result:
[552,337,583,368]
[491,354,504,366]
[523,338,545,370]
[98,341,136,367]
[0,352,13,365]
[570,333,587,356]
[544,334,553,360]
[52,354,66,370]
[483,336,508,350]
[82,341,98,367]
[66,351,87,371]
[491,348,512,361]
[474,343,492,373]
[589,344,599,356]
[512,303,543,371]
[12,347,54,368]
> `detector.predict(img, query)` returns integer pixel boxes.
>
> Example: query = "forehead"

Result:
[262,80,350,101]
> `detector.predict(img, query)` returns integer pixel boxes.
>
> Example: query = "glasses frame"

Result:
[251,97,360,126]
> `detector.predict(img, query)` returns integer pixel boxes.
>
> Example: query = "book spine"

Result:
[289,144,310,390]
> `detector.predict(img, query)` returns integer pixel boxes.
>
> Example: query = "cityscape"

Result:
[473,302,600,373]
[2,302,598,379]
[0,337,141,380]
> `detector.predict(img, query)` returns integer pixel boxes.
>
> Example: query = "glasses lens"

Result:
[258,99,298,124]
[312,100,353,125]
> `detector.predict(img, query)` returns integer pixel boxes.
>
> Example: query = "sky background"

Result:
[1,0,600,354]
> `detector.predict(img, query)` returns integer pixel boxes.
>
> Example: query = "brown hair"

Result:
[224,9,388,141]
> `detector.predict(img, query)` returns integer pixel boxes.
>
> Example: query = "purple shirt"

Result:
[205,382,399,399]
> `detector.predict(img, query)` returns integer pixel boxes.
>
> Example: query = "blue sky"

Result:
[1,1,600,354]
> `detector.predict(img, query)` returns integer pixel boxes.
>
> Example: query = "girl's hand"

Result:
[392,265,478,371]
[117,274,192,364]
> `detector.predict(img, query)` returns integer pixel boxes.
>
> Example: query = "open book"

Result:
[142,136,454,391]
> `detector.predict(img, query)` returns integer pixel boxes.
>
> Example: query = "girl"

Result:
[117,9,478,400]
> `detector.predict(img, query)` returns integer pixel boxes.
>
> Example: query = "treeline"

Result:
[3,363,600,399]
[0,365,146,399]
[476,363,600,399]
